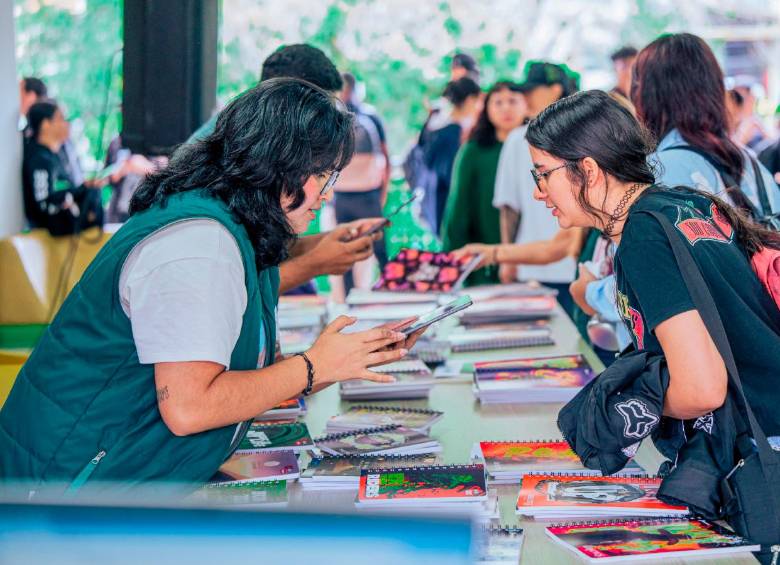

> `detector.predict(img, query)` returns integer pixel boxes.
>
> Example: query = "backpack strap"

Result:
[662,144,761,218]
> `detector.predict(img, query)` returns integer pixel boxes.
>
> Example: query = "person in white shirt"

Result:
[492,62,578,315]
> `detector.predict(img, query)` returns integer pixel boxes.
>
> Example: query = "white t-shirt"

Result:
[492,126,576,283]
[119,218,256,368]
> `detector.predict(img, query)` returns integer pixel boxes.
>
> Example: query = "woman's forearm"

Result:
[155,356,309,436]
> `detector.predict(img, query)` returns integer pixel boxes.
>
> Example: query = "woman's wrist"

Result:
[492,245,501,266]
[296,351,316,395]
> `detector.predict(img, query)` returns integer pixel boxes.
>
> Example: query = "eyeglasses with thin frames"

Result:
[530,163,567,189]
[319,170,340,196]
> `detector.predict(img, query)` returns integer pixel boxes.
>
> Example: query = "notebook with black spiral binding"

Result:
[545,516,758,562]
[516,472,688,518]
[356,463,487,505]
[314,424,441,456]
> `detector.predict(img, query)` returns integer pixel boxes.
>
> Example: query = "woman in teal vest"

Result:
[0,78,414,494]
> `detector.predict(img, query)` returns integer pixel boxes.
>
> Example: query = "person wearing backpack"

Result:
[528,88,780,563]
[569,33,780,347]
[633,33,780,223]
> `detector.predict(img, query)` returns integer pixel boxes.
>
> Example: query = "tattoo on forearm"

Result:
[157,386,169,403]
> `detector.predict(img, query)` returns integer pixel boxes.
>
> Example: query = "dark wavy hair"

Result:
[260,44,343,92]
[129,78,355,268]
[470,81,524,147]
[526,90,656,232]
[631,34,753,211]
[442,77,481,108]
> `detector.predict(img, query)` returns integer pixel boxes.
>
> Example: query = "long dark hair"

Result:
[129,78,354,268]
[631,34,748,196]
[526,90,655,231]
[470,81,523,147]
[527,90,780,252]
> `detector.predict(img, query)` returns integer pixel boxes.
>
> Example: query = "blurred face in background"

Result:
[614,56,636,97]
[524,84,564,117]
[486,88,527,137]
[42,109,70,145]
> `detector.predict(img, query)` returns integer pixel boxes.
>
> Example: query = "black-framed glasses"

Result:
[319,170,340,196]
[530,163,567,189]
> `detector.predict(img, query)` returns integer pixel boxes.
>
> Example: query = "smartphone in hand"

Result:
[396,295,473,337]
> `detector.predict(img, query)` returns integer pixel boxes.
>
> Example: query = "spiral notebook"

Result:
[235,421,315,454]
[255,397,306,421]
[326,405,443,433]
[473,354,596,404]
[459,296,558,324]
[516,473,688,519]
[193,479,289,508]
[474,525,525,565]
[300,453,443,489]
[356,463,488,506]
[373,248,483,293]
[209,451,300,485]
[315,424,441,456]
[446,328,555,352]
[546,517,759,562]
[472,440,644,483]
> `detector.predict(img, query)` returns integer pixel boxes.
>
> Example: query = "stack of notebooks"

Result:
[355,463,491,515]
[461,282,557,301]
[193,480,289,508]
[346,288,438,307]
[373,248,482,293]
[339,359,436,400]
[279,327,319,355]
[474,525,525,565]
[472,354,597,404]
[235,421,315,455]
[325,405,443,434]
[546,517,758,562]
[210,451,300,484]
[277,294,328,330]
[300,453,442,490]
[515,473,688,519]
[459,296,558,325]
[472,440,644,484]
[444,324,554,353]
[256,398,306,421]
[315,424,441,456]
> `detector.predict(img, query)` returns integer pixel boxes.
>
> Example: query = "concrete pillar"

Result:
[0,0,22,237]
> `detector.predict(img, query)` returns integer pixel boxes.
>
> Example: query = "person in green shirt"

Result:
[441,81,527,285]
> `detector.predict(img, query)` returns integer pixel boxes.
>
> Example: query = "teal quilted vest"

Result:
[0,190,278,493]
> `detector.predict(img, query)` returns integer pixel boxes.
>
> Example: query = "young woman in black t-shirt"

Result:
[524,89,780,438]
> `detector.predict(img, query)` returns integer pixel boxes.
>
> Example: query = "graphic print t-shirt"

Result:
[614,186,780,435]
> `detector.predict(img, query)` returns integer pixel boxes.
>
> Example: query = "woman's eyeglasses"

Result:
[530,163,567,189]
[319,170,340,196]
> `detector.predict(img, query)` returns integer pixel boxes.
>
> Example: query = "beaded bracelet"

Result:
[296,352,315,396]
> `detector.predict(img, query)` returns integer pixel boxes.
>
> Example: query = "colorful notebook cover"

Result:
[516,474,687,515]
[210,450,300,484]
[327,405,443,432]
[302,454,442,480]
[373,248,481,292]
[546,518,759,561]
[256,397,306,420]
[477,440,587,473]
[357,464,487,503]
[475,354,593,376]
[315,425,438,456]
[236,421,314,453]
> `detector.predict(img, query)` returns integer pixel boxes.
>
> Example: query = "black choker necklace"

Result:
[604,183,643,236]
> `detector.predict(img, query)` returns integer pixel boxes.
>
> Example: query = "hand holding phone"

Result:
[396,295,473,337]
